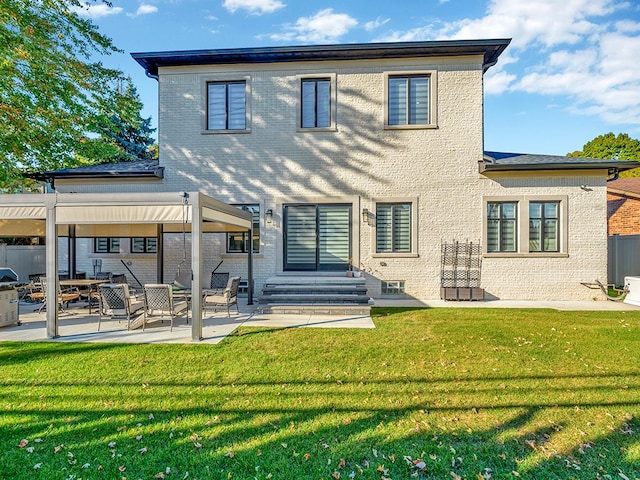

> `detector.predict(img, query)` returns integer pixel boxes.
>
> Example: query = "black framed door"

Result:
[284,204,351,271]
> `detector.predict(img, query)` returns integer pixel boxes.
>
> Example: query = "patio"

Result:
[0,297,376,344]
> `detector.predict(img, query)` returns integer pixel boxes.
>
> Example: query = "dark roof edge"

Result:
[480,151,640,173]
[26,167,165,182]
[131,39,512,78]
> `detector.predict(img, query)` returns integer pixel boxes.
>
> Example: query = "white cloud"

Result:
[377,0,640,126]
[222,0,285,15]
[127,3,158,18]
[270,8,358,43]
[364,17,390,32]
[71,3,123,19]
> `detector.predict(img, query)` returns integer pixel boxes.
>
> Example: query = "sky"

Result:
[73,0,640,156]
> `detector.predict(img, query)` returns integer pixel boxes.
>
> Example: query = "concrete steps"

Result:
[258,276,371,315]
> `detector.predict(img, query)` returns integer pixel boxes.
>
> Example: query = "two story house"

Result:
[39,39,639,302]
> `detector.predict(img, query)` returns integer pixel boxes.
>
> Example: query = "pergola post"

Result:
[191,193,203,341]
[45,199,58,338]
[247,223,253,305]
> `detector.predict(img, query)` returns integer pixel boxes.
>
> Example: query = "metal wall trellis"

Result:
[440,239,484,300]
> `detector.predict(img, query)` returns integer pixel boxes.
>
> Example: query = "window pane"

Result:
[95,238,108,253]
[544,219,558,251]
[227,204,259,253]
[146,238,157,253]
[501,219,516,252]
[529,219,542,252]
[109,238,120,253]
[376,204,393,252]
[409,77,428,124]
[131,238,144,253]
[316,80,330,127]
[392,204,411,252]
[388,78,407,125]
[227,82,246,130]
[208,83,227,130]
[301,80,316,128]
[544,202,558,218]
[487,219,500,252]
[227,233,244,252]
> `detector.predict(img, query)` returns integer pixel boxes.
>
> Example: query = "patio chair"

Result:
[203,276,240,317]
[142,284,189,331]
[209,271,230,294]
[37,280,81,314]
[96,283,144,331]
[26,273,45,303]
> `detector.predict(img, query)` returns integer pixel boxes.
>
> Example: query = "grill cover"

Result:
[0,268,18,284]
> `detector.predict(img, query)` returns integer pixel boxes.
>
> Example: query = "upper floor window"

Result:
[529,201,559,252]
[387,75,429,126]
[207,81,246,130]
[227,204,260,253]
[376,203,412,253]
[301,78,331,128]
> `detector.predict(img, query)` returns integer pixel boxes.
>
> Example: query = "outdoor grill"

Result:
[0,267,20,327]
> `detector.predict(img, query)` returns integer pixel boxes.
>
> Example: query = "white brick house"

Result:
[40,39,640,302]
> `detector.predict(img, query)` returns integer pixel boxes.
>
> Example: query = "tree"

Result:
[568,132,640,178]
[0,0,123,191]
[76,77,156,163]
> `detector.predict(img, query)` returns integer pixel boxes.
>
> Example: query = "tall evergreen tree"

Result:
[76,77,156,163]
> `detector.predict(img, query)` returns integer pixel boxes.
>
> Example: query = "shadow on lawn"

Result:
[2,374,639,479]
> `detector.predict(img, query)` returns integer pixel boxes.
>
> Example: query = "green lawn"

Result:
[1,308,639,479]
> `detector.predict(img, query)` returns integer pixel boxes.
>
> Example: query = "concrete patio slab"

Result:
[1,297,636,345]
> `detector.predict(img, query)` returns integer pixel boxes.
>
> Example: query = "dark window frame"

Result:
[375,202,412,253]
[301,78,331,128]
[130,237,158,254]
[206,80,247,131]
[226,204,260,254]
[387,74,430,126]
[487,202,518,253]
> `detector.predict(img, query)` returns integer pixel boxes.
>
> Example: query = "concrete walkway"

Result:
[0,297,636,345]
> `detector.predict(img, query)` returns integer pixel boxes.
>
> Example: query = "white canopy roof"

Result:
[0,191,254,341]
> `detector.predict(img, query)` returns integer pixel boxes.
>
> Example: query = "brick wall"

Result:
[57,54,610,301]
[608,191,640,235]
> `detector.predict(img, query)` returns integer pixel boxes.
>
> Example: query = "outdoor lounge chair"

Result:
[97,283,144,331]
[203,276,240,317]
[142,284,189,331]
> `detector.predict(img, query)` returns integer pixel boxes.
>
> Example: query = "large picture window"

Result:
[207,81,246,130]
[487,202,517,252]
[376,203,411,253]
[227,205,260,253]
[387,75,430,126]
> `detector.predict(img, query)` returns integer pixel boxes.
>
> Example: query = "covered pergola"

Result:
[0,191,253,341]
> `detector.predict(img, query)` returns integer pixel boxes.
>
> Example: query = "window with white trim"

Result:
[207,81,246,130]
[376,203,411,253]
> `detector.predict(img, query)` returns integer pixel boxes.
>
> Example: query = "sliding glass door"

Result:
[284,204,351,271]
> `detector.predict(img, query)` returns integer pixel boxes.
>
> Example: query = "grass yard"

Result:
[1,307,639,479]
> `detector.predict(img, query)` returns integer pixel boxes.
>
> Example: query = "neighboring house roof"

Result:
[481,151,640,174]
[131,39,512,78]
[608,178,640,199]
[26,159,164,184]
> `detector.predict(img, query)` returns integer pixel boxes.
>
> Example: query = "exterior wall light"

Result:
[265,208,274,224]
[362,208,370,225]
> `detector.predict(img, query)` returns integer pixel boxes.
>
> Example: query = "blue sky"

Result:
[74,0,640,156]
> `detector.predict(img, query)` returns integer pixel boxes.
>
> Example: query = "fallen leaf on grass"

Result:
[338,458,346,468]
[18,439,28,448]
[33,463,42,470]
[108,441,116,448]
